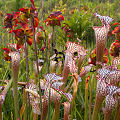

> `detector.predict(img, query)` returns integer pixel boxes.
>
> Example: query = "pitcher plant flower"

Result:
[45,11,64,52]
[13,27,33,49]
[62,23,74,39]
[45,11,64,26]
[3,48,11,61]
[88,48,108,66]
[112,23,120,40]
[18,0,39,28]
[3,12,19,32]
[3,43,20,61]
[110,24,120,57]
[109,40,120,57]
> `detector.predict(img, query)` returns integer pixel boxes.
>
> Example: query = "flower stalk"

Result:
[44,32,49,73]
[24,35,31,120]
[32,16,42,119]
[89,75,94,120]
[84,76,89,120]
[52,26,55,54]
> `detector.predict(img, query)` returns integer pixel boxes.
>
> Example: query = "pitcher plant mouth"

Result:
[93,12,113,65]
[63,41,87,85]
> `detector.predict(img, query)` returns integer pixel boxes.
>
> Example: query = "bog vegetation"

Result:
[0,0,120,120]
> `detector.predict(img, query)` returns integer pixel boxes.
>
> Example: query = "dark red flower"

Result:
[18,7,30,25]
[18,4,39,28]
[3,43,18,61]
[112,25,120,34]
[29,0,39,28]
[30,0,36,13]
[62,23,74,39]
[13,27,33,49]
[31,17,39,28]
[112,22,120,27]
[110,41,120,57]
[3,43,20,61]
[40,46,46,51]
[3,48,11,61]
[45,11,64,26]
[3,12,19,32]
[88,48,108,65]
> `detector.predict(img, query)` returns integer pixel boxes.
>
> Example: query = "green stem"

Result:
[44,32,49,73]
[89,75,94,120]
[71,73,78,119]
[51,26,55,54]
[84,77,88,120]
[25,36,30,120]
[25,36,29,87]
[65,78,74,93]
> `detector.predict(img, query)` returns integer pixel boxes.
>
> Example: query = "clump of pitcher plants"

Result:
[1,1,120,120]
